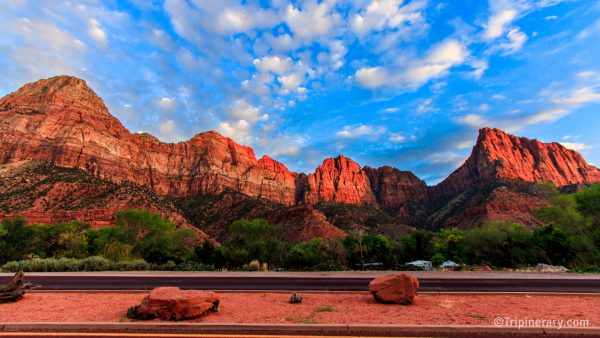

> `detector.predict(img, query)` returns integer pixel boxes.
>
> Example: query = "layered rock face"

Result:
[304,155,376,205]
[436,128,600,197]
[364,166,429,207]
[2,76,600,232]
[0,76,298,204]
[0,76,430,208]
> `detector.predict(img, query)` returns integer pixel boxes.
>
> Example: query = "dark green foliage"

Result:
[3,183,600,271]
[462,221,531,267]
[115,209,198,264]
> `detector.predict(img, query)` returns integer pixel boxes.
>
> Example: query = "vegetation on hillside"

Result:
[2,185,600,272]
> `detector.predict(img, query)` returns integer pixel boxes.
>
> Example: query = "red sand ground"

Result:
[0,292,597,326]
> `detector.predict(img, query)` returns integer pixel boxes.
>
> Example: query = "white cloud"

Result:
[428,151,466,168]
[228,100,267,123]
[416,98,437,114]
[88,19,107,45]
[484,9,517,40]
[254,56,293,74]
[157,97,176,110]
[336,124,386,139]
[553,87,600,105]
[278,72,305,91]
[456,86,600,132]
[560,142,588,151]
[285,1,341,41]
[469,59,489,80]
[355,67,388,89]
[351,0,428,37]
[497,28,527,54]
[356,39,469,89]
[157,119,185,142]
[218,119,252,144]
[389,133,406,143]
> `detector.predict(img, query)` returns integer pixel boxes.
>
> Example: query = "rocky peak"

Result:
[0,75,110,118]
[304,155,376,205]
[436,127,600,196]
[363,166,429,207]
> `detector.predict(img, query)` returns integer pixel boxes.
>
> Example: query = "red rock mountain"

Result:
[0,76,430,208]
[1,76,600,232]
[437,128,600,197]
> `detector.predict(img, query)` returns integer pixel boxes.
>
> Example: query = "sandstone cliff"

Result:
[2,76,600,232]
[436,128,600,197]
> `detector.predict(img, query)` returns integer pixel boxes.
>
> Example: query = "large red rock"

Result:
[436,128,600,197]
[369,274,419,305]
[133,287,219,321]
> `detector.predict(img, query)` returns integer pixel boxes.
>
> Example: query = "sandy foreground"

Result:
[0,292,598,326]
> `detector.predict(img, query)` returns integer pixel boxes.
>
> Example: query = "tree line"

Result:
[1,184,600,272]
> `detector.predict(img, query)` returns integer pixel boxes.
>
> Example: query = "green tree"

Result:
[432,228,464,262]
[401,229,434,262]
[224,219,287,268]
[462,221,531,267]
[115,209,199,264]
[0,217,34,263]
[363,234,394,267]
[530,223,573,266]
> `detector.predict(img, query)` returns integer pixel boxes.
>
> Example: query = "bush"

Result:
[111,259,151,271]
[243,259,261,271]
[1,257,80,272]
[79,256,112,271]
[174,261,216,271]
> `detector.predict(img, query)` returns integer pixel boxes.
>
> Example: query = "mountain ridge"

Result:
[1,75,600,234]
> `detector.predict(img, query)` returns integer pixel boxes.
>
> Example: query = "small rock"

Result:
[471,265,492,271]
[368,274,419,305]
[130,287,219,321]
[535,263,568,273]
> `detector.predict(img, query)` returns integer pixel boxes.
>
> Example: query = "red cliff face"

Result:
[363,166,429,207]
[3,76,600,232]
[0,76,299,205]
[437,128,600,197]
[304,155,376,205]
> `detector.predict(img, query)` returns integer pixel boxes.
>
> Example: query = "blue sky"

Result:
[1,0,599,184]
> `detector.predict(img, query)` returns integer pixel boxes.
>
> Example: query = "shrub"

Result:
[78,256,112,271]
[174,262,216,271]
[112,259,151,271]
[243,259,262,271]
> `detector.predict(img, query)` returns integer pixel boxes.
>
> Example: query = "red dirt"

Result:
[0,292,597,326]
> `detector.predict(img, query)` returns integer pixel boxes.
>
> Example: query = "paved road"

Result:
[1,323,599,338]
[1,272,599,293]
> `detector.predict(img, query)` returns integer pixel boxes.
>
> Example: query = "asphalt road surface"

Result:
[1,271,599,293]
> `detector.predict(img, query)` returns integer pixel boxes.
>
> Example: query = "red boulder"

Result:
[132,287,219,321]
[368,274,419,305]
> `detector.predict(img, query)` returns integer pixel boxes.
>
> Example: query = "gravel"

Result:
[0,292,597,326]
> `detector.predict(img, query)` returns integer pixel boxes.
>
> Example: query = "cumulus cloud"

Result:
[484,8,517,40]
[355,39,469,89]
[351,0,428,37]
[218,119,252,144]
[228,100,267,123]
[88,19,107,46]
[254,56,293,74]
[285,0,341,41]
